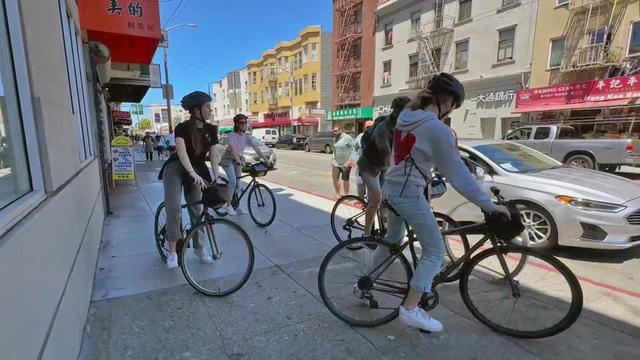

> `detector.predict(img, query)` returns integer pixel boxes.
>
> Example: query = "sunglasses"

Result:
[238,121,248,125]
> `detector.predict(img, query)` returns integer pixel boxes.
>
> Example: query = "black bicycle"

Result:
[215,162,277,227]
[154,186,255,297]
[330,173,468,262]
[318,187,583,339]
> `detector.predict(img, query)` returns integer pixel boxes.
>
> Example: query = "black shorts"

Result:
[332,165,351,181]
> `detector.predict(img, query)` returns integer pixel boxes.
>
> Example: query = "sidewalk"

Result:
[79,153,639,360]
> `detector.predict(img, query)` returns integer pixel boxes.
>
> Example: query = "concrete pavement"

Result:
[79,151,639,360]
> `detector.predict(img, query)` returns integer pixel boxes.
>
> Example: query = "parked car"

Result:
[275,134,307,150]
[431,139,640,250]
[217,134,276,171]
[252,128,279,147]
[504,124,640,172]
[305,131,334,153]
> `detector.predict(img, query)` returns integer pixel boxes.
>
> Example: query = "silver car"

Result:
[217,134,276,170]
[432,140,640,250]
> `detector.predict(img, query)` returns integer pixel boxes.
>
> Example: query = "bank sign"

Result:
[327,107,373,121]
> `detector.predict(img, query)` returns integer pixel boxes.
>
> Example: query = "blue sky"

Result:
[131,0,333,119]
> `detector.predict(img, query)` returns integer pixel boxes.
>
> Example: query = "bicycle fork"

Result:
[204,219,222,260]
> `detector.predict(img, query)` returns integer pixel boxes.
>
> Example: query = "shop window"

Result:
[497,27,515,62]
[628,21,640,56]
[60,0,93,162]
[384,23,393,46]
[548,37,566,68]
[455,40,469,70]
[458,0,472,22]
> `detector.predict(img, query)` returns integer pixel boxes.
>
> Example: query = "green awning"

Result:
[327,107,373,121]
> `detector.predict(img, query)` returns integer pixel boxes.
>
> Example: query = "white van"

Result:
[252,128,279,146]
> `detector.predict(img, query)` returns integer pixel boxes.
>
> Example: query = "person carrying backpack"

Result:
[356,96,411,237]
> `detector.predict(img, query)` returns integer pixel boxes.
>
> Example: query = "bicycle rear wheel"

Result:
[459,246,582,338]
[248,183,276,227]
[154,202,169,262]
[180,218,254,296]
[318,237,412,327]
[330,195,369,243]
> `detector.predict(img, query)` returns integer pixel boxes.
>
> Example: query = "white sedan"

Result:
[432,140,640,250]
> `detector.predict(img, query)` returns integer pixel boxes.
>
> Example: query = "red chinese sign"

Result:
[515,75,640,112]
[79,0,161,64]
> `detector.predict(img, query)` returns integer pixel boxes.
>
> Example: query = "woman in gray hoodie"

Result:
[373,73,510,332]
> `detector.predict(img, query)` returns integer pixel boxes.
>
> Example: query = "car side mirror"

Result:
[474,166,486,181]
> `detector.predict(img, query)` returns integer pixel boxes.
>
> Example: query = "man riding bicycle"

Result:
[371,73,510,332]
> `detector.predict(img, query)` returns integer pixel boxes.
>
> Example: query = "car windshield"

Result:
[474,142,562,173]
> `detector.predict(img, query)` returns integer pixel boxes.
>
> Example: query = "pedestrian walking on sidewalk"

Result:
[158,91,221,269]
[353,121,373,200]
[331,126,356,199]
[155,135,165,160]
[142,132,155,161]
[219,114,269,216]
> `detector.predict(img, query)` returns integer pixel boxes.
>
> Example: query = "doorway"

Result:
[480,117,496,139]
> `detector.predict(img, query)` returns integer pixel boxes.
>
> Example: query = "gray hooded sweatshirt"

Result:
[385,109,497,213]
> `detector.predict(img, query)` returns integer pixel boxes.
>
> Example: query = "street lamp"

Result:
[162,23,198,133]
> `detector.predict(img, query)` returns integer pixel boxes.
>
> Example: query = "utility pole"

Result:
[163,46,173,133]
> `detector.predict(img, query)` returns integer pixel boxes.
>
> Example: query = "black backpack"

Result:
[360,115,391,168]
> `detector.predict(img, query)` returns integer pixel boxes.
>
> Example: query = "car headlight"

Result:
[555,196,626,213]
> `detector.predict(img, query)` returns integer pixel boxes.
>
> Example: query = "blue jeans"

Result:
[373,182,444,293]
[221,160,242,200]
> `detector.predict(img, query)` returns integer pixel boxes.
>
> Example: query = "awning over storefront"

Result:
[251,120,291,128]
[515,75,640,113]
[78,0,161,64]
[111,110,132,126]
[251,116,319,129]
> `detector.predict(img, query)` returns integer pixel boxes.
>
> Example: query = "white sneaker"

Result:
[194,248,214,264]
[166,252,178,269]
[398,305,443,332]
[236,207,248,215]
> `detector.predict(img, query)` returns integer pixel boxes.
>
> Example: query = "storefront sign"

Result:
[111,136,135,181]
[516,75,640,111]
[327,107,373,121]
[78,0,161,64]
[476,90,516,103]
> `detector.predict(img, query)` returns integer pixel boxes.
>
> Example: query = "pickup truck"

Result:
[503,125,640,172]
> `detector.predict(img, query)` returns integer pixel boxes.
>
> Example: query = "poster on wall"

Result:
[111,136,135,181]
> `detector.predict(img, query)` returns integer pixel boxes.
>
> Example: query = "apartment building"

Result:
[211,69,253,132]
[149,104,188,133]
[373,0,538,139]
[516,0,640,129]
[246,26,333,135]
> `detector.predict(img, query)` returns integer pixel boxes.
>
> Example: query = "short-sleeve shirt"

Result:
[171,121,219,182]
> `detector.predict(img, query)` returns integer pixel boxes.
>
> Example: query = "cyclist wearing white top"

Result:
[377,73,511,332]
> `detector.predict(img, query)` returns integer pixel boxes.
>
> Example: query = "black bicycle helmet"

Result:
[391,96,411,114]
[181,91,212,111]
[485,203,525,241]
[428,73,465,109]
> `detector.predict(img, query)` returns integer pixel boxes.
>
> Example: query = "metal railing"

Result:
[575,44,623,67]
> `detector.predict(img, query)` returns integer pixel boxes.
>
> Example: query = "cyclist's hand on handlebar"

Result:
[493,205,511,221]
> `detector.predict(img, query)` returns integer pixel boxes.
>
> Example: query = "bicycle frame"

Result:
[178,201,222,258]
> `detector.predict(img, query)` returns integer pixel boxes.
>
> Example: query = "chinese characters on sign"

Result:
[107,1,150,31]
[106,0,123,15]
[475,90,516,104]
[516,75,640,110]
[328,107,374,121]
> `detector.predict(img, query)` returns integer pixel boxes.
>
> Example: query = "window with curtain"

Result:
[458,0,472,22]
[548,37,565,68]
[382,61,391,85]
[409,55,419,78]
[384,24,393,46]
[498,27,516,62]
[455,40,469,70]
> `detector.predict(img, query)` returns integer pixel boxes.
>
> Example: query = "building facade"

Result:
[373,0,539,139]
[330,0,377,134]
[246,26,333,135]
[149,104,188,133]
[517,0,640,130]
[211,69,252,132]
[0,0,160,359]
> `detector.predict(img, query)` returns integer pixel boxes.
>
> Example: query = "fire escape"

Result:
[334,0,363,109]
[408,0,454,89]
[554,0,634,83]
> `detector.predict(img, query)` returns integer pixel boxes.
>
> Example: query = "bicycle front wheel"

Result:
[248,183,276,227]
[459,246,582,338]
[318,237,412,327]
[180,218,255,296]
[330,195,369,244]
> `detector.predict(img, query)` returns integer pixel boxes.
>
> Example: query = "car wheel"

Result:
[512,201,558,250]
[566,154,595,169]
[324,144,332,154]
[304,144,310,152]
